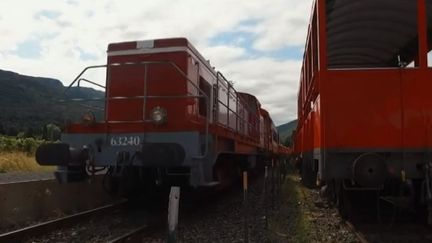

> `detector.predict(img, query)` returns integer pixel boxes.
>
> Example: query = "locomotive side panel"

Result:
[323,70,402,149]
[320,70,402,181]
[401,70,432,148]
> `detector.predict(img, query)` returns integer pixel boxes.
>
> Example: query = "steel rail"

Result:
[0,199,128,242]
[107,221,164,243]
[344,220,370,243]
[108,225,151,243]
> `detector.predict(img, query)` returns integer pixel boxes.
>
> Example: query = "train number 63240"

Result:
[110,136,141,146]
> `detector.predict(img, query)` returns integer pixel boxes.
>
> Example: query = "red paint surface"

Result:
[66,38,289,156]
[295,0,432,153]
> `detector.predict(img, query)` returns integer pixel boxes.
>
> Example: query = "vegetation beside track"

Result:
[0,152,53,173]
[0,136,52,173]
[0,136,44,154]
[268,170,359,243]
[268,174,312,242]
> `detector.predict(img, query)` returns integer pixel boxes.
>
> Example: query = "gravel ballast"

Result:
[4,171,362,242]
[149,173,360,242]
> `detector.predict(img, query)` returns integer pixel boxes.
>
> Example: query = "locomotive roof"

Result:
[237,92,261,107]
[107,37,217,76]
[108,38,265,115]
[325,0,431,68]
[108,37,190,52]
[259,108,270,118]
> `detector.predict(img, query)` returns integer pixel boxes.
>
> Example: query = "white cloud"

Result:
[0,0,314,125]
[251,1,313,51]
[205,55,301,124]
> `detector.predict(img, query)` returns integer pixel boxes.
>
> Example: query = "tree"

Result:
[45,123,61,141]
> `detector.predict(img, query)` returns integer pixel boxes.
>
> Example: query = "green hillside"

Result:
[277,119,298,145]
[0,69,104,136]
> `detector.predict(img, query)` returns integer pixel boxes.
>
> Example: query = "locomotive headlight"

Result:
[81,111,96,126]
[150,106,167,125]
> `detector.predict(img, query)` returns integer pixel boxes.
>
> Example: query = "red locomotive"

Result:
[36,38,289,193]
[294,0,432,221]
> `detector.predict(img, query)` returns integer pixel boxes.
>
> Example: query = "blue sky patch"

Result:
[269,46,304,60]
[210,18,303,60]
[210,31,256,49]
[35,10,61,20]
[66,0,79,5]
[76,48,98,61]
[210,31,303,60]
[14,39,42,59]
[238,18,261,28]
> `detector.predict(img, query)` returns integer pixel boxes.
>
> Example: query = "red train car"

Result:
[36,38,288,193]
[295,0,432,219]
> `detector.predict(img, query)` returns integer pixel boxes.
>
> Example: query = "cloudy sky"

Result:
[0,0,314,125]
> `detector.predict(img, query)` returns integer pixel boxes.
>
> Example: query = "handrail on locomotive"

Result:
[60,61,210,159]
[60,60,260,159]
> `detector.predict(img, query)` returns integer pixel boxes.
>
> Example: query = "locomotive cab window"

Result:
[199,77,211,117]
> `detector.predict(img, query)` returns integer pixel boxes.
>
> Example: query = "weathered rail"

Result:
[107,224,163,243]
[344,221,369,243]
[344,199,432,243]
[0,175,115,228]
[0,200,128,242]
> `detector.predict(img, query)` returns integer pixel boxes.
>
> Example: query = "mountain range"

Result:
[0,69,104,135]
[277,119,297,145]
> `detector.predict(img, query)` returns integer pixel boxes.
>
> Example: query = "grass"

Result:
[0,152,54,173]
[268,172,313,242]
[0,135,54,173]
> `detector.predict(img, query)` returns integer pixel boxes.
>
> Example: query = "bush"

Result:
[0,136,45,155]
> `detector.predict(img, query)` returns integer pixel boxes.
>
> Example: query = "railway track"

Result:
[0,174,280,242]
[0,199,128,242]
[348,221,432,243]
[344,221,369,243]
[343,197,432,243]
[0,174,114,230]
[107,223,165,243]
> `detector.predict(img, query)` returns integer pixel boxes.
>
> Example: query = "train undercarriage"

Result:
[37,140,279,197]
[298,151,432,224]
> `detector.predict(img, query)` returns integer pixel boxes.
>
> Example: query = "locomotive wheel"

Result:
[301,159,317,188]
[352,153,386,187]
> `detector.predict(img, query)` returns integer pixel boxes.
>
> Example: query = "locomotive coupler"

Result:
[35,143,89,183]
[36,143,88,166]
